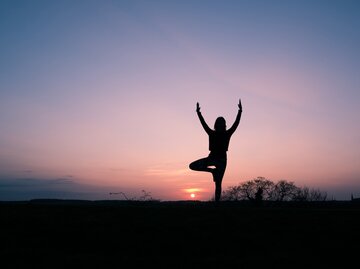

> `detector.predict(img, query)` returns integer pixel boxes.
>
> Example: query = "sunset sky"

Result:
[1,0,359,201]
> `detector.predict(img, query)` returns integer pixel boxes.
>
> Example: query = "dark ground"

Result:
[1,200,360,268]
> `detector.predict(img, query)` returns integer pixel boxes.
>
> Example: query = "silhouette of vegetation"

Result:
[292,186,328,202]
[109,190,160,202]
[138,190,158,201]
[222,176,327,202]
[254,186,263,206]
[109,191,130,200]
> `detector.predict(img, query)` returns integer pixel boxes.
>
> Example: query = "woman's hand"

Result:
[196,102,201,113]
[238,99,242,111]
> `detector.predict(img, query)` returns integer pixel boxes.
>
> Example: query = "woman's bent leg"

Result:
[189,157,213,172]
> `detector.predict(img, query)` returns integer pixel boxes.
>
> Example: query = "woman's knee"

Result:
[189,159,205,171]
[189,161,197,170]
[189,162,194,170]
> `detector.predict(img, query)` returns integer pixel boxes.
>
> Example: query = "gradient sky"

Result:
[1,0,359,201]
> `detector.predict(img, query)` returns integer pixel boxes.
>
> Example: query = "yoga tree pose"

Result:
[189,99,242,202]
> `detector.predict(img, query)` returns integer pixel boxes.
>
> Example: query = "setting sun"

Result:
[183,188,206,200]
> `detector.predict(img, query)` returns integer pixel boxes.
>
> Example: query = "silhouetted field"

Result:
[1,200,359,268]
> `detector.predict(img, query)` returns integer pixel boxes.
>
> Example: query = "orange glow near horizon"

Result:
[184,188,203,193]
[181,188,206,200]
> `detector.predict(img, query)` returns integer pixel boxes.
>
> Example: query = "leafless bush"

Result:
[293,187,327,202]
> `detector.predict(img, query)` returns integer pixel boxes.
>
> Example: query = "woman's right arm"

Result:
[196,102,212,134]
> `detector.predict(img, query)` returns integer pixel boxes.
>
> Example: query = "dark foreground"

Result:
[1,200,360,268]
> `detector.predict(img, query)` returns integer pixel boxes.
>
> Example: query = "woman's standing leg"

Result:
[213,159,227,202]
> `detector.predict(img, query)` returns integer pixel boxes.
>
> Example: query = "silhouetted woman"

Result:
[189,99,242,202]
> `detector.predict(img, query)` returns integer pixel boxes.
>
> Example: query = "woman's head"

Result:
[214,117,226,132]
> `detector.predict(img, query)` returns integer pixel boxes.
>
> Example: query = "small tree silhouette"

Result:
[254,187,264,205]
[273,180,298,201]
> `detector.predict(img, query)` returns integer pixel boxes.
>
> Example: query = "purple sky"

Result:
[0,0,359,200]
